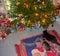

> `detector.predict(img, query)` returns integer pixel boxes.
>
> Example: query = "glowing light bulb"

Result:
[42,19,45,23]
[45,15,47,17]
[26,4,29,8]
[16,2,20,5]
[35,13,39,16]
[42,1,45,5]
[35,6,37,10]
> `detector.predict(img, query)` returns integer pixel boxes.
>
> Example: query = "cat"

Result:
[43,30,60,45]
[43,41,51,51]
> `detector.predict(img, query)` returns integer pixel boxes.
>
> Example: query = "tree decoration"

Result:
[16,2,20,6]
[7,0,57,29]
[42,1,45,5]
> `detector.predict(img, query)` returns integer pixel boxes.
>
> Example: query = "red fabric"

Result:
[36,47,57,56]
[15,42,28,56]
[19,42,27,56]
[46,51,57,56]
[36,47,44,52]
[15,44,21,56]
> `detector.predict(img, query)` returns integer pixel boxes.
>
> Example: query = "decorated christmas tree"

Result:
[8,0,57,29]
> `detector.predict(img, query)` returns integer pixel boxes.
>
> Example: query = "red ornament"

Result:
[1,31,6,39]
[3,15,6,18]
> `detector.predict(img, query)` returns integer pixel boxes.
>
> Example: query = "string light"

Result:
[42,19,45,23]
[42,1,45,5]
[35,13,39,16]
[16,2,20,6]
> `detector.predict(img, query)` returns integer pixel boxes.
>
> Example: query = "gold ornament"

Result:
[35,13,39,16]
[27,20,31,24]
[34,5,38,10]
[42,19,45,23]
[24,3,29,8]
[42,1,45,5]
[18,14,23,17]
[35,6,37,10]
[45,14,47,18]
[20,18,25,24]
[26,4,29,8]
[54,13,57,15]
[16,2,20,5]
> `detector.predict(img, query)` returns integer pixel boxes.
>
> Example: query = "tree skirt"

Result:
[15,30,60,56]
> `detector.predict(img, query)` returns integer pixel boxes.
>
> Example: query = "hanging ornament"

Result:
[26,4,29,8]
[32,5,37,11]
[42,19,45,23]
[16,2,20,6]
[39,5,42,9]
[20,18,25,24]
[18,14,23,17]
[52,24,54,27]
[23,3,29,8]
[1,31,7,39]
[34,5,37,10]
[39,4,44,10]
[26,20,32,28]
[39,6,42,9]
[35,13,39,16]
[27,20,31,24]
[42,1,45,5]
[45,14,47,18]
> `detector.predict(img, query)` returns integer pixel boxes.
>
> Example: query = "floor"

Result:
[0,21,60,56]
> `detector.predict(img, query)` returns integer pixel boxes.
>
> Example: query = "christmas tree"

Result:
[8,0,57,29]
